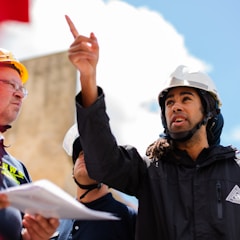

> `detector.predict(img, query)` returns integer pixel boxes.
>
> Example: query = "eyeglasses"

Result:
[0,79,28,98]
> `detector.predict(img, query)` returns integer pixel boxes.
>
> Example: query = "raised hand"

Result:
[65,15,99,80]
[65,15,99,107]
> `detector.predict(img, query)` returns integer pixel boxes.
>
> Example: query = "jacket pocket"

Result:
[216,181,223,219]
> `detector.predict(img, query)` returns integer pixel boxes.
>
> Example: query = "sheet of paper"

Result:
[1,179,119,220]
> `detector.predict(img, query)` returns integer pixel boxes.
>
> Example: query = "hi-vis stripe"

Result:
[0,162,24,184]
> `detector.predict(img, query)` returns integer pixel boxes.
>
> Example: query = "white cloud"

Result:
[220,125,240,149]
[229,126,240,141]
[0,0,209,155]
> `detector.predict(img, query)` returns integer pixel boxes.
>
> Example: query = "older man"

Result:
[0,48,59,240]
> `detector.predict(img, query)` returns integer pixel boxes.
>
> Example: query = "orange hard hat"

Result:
[0,48,28,83]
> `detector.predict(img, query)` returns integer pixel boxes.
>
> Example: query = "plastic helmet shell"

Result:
[0,48,28,83]
[62,124,80,157]
[158,65,222,107]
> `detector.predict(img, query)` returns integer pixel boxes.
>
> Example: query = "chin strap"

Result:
[74,177,102,200]
[167,112,213,142]
[0,125,11,133]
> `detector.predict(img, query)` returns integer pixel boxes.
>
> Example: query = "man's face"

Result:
[0,66,24,126]
[165,87,204,134]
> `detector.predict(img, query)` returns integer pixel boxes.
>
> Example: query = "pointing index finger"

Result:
[65,15,79,39]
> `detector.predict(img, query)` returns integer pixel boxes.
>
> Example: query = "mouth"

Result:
[12,100,22,107]
[170,115,187,127]
[173,117,184,122]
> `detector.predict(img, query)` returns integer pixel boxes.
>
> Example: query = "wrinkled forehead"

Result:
[0,62,20,74]
[0,63,21,80]
[0,65,21,80]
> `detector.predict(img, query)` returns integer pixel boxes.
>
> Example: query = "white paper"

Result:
[1,179,119,220]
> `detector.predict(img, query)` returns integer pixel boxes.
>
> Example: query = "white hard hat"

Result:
[158,65,222,107]
[62,124,79,157]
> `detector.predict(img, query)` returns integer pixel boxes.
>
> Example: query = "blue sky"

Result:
[117,0,240,148]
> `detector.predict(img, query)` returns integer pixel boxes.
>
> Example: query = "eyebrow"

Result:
[166,91,194,100]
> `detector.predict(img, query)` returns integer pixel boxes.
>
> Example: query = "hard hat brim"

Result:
[1,59,28,84]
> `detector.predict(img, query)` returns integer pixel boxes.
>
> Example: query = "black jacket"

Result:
[76,88,240,240]
[52,193,136,240]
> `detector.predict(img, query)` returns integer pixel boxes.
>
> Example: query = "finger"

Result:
[0,194,10,208]
[23,214,52,238]
[21,228,31,240]
[90,32,99,49]
[65,15,79,39]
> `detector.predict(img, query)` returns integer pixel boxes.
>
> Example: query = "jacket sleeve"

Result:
[75,87,148,197]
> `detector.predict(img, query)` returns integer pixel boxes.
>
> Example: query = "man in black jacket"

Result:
[65,15,240,240]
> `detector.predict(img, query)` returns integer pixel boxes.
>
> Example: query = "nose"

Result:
[13,90,25,99]
[172,102,182,112]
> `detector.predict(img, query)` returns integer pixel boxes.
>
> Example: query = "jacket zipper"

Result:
[216,181,223,219]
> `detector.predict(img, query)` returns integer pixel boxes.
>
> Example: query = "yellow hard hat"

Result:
[0,48,28,83]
